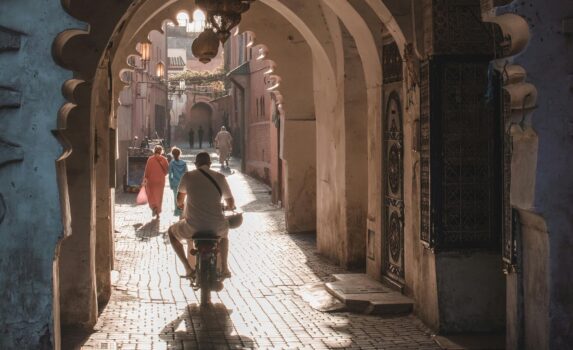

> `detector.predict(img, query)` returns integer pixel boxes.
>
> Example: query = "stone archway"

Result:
[188,102,214,148]
[5,0,570,349]
[49,0,412,333]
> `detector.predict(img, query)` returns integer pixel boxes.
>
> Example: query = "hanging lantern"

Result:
[195,0,254,43]
[191,28,220,63]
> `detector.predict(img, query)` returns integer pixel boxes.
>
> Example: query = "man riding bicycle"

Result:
[168,152,235,279]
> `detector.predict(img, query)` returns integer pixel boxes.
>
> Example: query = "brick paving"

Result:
[76,148,439,350]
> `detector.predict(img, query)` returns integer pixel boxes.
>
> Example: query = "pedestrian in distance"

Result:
[143,145,169,219]
[188,128,195,149]
[208,126,213,147]
[214,126,233,168]
[198,125,204,148]
[169,147,188,217]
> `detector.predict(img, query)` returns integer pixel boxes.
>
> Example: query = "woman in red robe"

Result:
[143,145,169,219]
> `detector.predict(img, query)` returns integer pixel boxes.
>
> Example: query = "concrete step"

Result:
[433,334,505,350]
[325,273,414,315]
[296,283,347,313]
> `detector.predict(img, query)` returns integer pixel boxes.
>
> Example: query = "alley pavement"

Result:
[74,148,439,350]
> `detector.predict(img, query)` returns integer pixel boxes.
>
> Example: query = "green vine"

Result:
[169,67,227,85]
[168,67,228,95]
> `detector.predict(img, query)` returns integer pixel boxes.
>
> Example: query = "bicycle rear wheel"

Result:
[200,260,211,305]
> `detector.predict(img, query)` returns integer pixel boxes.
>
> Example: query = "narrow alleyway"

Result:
[72,149,438,350]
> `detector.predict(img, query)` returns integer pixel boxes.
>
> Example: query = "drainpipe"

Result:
[228,75,247,173]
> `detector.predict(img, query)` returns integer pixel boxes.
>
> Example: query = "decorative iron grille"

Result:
[383,42,403,84]
[383,91,405,283]
[420,58,502,251]
[420,61,433,246]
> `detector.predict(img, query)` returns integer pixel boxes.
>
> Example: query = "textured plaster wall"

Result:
[117,86,132,186]
[436,252,506,332]
[245,57,272,185]
[241,1,318,233]
[519,210,550,349]
[314,6,347,261]
[341,26,368,268]
[94,68,113,306]
[498,1,573,347]
[58,82,97,329]
[0,1,83,348]
[282,120,317,232]
[209,95,231,134]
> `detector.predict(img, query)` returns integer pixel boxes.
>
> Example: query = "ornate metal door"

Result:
[383,91,405,286]
[419,58,502,251]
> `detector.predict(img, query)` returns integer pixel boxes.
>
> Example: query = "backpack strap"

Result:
[198,169,222,197]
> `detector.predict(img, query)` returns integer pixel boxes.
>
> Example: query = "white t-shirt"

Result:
[177,166,233,231]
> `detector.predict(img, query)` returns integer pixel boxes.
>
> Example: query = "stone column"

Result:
[416,0,506,333]
[58,81,98,328]
[239,2,320,234]
[341,26,368,269]
[94,68,113,306]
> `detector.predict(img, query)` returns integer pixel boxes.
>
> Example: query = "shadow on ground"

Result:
[114,191,139,206]
[159,303,254,349]
[134,218,165,240]
[61,326,94,350]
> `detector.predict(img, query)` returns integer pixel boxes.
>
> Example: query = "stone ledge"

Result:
[325,273,413,315]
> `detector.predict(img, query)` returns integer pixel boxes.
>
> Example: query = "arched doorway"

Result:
[188,102,214,148]
[50,0,408,346]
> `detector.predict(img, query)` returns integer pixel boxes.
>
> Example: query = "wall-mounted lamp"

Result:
[140,42,151,65]
[156,61,165,79]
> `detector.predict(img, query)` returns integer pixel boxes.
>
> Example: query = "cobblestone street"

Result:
[75,149,439,350]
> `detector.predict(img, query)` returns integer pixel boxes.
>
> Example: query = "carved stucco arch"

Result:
[102,2,324,135]
[480,1,537,284]
[52,0,412,276]
[51,0,340,238]
[53,0,412,160]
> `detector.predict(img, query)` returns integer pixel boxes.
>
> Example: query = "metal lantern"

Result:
[191,27,220,63]
[155,61,165,78]
[195,0,254,43]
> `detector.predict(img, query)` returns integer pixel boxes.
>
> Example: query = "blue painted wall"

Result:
[0,1,84,348]
[499,1,573,348]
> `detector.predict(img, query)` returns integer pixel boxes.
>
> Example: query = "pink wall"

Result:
[224,31,281,194]
[245,59,272,185]
[131,30,168,140]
